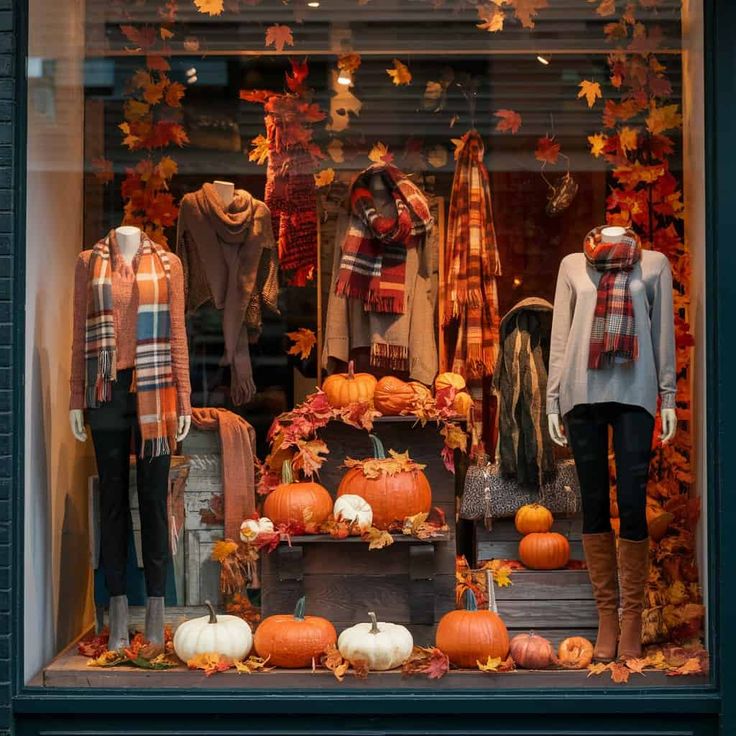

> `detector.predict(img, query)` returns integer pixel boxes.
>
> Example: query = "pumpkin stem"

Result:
[463,588,478,612]
[368,611,380,634]
[294,596,306,621]
[368,434,387,460]
[281,458,294,485]
[347,360,355,380]
[204,600,218,624]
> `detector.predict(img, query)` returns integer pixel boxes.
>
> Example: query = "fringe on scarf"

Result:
[370,342,410,373]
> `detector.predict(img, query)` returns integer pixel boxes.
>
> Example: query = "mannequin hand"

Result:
[176,415,192,443]
[69,409,87,443]
[660,408,677,444]
[548,413,568,447]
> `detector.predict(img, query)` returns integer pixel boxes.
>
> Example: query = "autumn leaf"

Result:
[91,157,114,184]
[286,328,316,360]
[493,565,513,588]
[609,661,631,684]
[587,662,609,677]
[165,81,185,108]
[535,135,560,165]
[160,27,174,41]
[578,80,602,109]
[618,126,638,154]
[156,155,178,180]
[87,650,126,668]
[233,655,273,674]
[193,0,224,16]
[338,53,362,74]
[426,648,450,679]
[265,24,294,52]
[624,657,648,675]
[477,655,502,672]
[368,141,394,164]
[314,168,335,188]
[146,55,171,73]
[125,99,151,120]
[292,439,329,478]
[589,0,616,16]
[508,0,549,29]
[476,3,505,32]
[120,25,157,51]
[666,657,704,677]
[119,122,142,150]
[363,527,395,550]
[387,59,412,86]
[248,135,270,165]
[338,402,381,431]
[494,109,522,134]
[646,103,682,135]
[187,652,233,676]
[211,539,238,563]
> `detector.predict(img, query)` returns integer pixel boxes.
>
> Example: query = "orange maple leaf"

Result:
[494,109,522,134]
[646,104,682,135]
[588,133,608,158]
[609,661,631,684]
[535,135,560,165]
[143,79,167,105]
[265,24,294,52]
[476,4,505,32]
[165,81,185,108]
[386,59,412,86]
[368,141,394,164]
[286,328,317,360]
[590,0,616,16]
[193,0,224,16]
[248,134,270,165]
[508,0,549,29]
[313,168,335,188]
[578,80,603,109]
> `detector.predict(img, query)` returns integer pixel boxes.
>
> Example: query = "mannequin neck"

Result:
[115,226,142,265]
[600,225,626,244]
[213,180,235,208]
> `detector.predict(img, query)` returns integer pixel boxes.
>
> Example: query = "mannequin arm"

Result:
[69,409,87,443]
[548,413,568,447]
[660,408,677,444]
[177,415,192,443]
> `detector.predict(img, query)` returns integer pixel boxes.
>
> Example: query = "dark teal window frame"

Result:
[6,0,735,731]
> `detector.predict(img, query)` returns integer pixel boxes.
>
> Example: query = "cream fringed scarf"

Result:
[176,183,279,405]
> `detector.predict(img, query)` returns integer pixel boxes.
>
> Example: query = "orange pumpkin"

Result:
[518,532,570,570]
[610,504,674,542]
[263,460,333,528]
[509,632,556,669]
[557,636,594,669]
[337,434,432,530]
[254,597,337,668]
[436,589,509,668]
[452,391,474,418]
[409,382,432,404]
[434,372,466,393]
[514,504,554,535]
[373,376,416,416]
[322,360,377,408]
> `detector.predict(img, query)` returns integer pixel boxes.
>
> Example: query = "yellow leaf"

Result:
[211,539,238,563]
[124,100,151,121]
[333,661,349,682]
[156,155,178,180]
[493,565,513,588]
[476,4,505,32]
[194,0,224,16]
[363,527,394,550]
[578,80,602,108]
[88,650,125,667]
[477,655,502,672]
[386,59,412,86]
[441,422,467,451]
[587,662,609,677]
[292,439,329,478]
[265,24,294,52]
[143,79,167,105]
[248,134,270,165]
[509,0,549,29]
[286,328,317,360]
[368,141,392,164]
[327,139,345,163]
[645,103,682,135]
[624,657,648,675]
[160,27,174,40]
[402,512,429,537]
[119,122,141,150]
[588,133,608,158]
[234,655,272,674]
[314,168,336,188]
[618,126,638,154]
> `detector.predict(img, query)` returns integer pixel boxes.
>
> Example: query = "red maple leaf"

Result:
[534,135,560,165]
[494,109,522,134]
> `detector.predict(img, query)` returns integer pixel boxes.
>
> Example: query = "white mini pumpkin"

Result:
[337,611,413,670]
[333,495,373,532]
[240,516,275,542]
[173,601,253,662]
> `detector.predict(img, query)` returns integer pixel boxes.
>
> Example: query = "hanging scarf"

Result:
[335,163,433,315]
[585,226,641,370]
[264,114,318,286]
[85,230,177,457]
[445,130,502,379]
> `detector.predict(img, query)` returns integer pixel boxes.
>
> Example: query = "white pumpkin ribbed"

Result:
[337,612,413,671]
[333,495,373,532]
[173,602,253,662]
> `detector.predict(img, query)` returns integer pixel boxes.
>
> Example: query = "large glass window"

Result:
[25,0,708,689]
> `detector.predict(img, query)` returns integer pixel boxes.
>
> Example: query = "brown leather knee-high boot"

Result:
[617,537,650,660]
[582,531,620,662]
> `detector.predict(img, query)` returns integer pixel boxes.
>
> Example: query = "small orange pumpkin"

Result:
[452,391,474,418]
[514,504,554,535]
[263,460,333,528]
[322,360,377,408]
[337,434,432,530]
[518,532,570,570]
[509,632,556,669]
[435,589,509,668]
[434,372,466,393]
[557,636,594,669]
[254,597,337,668]
[373,376,416,416]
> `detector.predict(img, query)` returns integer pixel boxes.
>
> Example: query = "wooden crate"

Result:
[261,418,459,644]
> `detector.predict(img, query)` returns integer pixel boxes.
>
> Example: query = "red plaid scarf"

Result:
[445,131,501,379]
[585,226,642,370]
[85,230,178,457]
[335,164,433,314]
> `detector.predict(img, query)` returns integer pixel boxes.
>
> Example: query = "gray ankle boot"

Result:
[108,595,130,652]
[145,596,165,646]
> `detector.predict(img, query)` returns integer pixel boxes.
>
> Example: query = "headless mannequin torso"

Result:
[547,225,677,447]
[68,225,192,443]
[213,180,235,208]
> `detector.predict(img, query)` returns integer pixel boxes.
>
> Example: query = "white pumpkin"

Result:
[240,516,274,542]
[337,612,413,671]
[173,601,253,662]
[333,495,373,532]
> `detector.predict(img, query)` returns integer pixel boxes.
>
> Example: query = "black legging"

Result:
[564,402,654,541]
[88,369,171,597]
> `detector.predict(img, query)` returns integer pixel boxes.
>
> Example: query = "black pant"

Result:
[564,402,654,541]
[88,369,170,597]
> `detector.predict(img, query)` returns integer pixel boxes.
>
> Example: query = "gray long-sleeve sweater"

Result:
[546,250,677,418]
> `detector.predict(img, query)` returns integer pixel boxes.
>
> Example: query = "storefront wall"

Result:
[0,0,734,733]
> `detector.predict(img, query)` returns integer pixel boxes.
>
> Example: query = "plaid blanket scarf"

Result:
[445,130,502,379]
[335,163,433,315]
[85,230,178,457]
[584,226,642,370]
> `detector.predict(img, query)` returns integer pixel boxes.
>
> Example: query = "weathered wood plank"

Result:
[494,570,592,601]
[495,598,598,628]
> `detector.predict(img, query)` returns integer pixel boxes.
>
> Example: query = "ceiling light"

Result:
[537,55,550,65]
[307,1,320,6]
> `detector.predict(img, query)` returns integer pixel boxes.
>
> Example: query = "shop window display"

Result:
[25,0,708,689]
